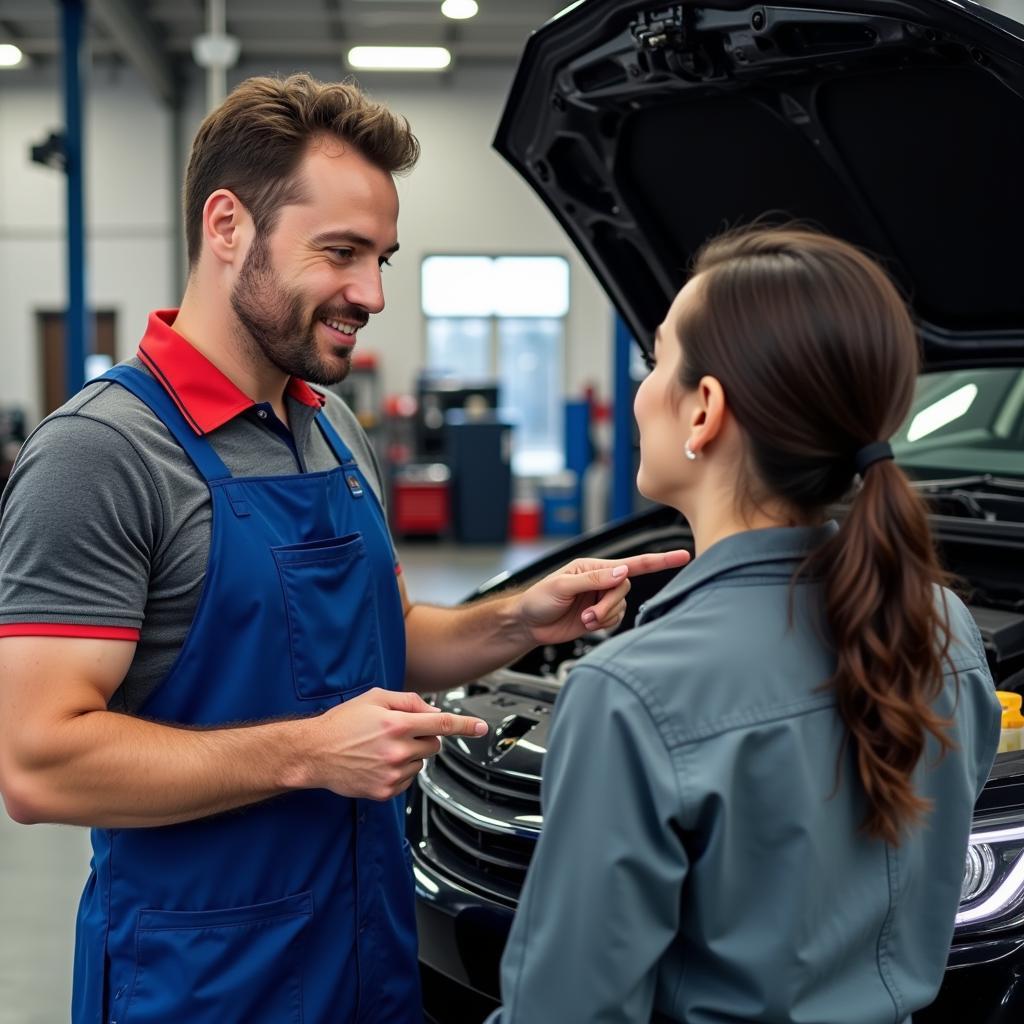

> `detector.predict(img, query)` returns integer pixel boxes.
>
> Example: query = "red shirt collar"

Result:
[136,310,325,435]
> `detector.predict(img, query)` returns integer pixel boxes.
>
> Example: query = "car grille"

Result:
[414,746,541,904]
[434,748,541,810]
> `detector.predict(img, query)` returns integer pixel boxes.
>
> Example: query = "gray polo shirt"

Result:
[0,351,391,715]
[488,523,1001,1024]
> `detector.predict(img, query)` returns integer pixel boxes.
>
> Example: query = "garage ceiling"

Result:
[0,0,568,101]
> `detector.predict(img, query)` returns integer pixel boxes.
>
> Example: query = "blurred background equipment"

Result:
[392,462,451,538]
[416,372,499,460]
[329,351,382,432]
[383,372,511,542]
[445,406,513,544]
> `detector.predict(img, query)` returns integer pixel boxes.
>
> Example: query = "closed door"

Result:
[38,311,117,416]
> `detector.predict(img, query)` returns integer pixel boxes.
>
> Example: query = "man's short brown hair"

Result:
[183,73,420,266]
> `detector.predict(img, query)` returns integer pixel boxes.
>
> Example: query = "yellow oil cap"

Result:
[997,691,1024,729]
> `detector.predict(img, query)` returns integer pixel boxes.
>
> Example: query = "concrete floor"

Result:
[0,539,561,1023]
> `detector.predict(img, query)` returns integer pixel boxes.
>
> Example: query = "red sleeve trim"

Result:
[0,624,140,641]
[394,564,403,577]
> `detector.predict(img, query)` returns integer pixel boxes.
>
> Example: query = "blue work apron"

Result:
[71,365,419,1024]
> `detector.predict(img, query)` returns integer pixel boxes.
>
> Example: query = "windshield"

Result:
[891,369,1024,481]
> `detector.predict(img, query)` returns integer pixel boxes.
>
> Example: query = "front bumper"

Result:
[411,839,507,1007]
[916,938,1024,1024]
[412,840,1024,1024]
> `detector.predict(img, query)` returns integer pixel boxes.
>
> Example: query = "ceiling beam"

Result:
[322,0,347,44]
[19,35,527,61]
[89,0,177,104]
[0,19,24,41]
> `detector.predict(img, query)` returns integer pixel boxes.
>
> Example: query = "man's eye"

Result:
[330,248,354,260]
[379,257,393,270]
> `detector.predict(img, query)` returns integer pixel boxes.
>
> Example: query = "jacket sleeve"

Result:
[486,663,688,1024]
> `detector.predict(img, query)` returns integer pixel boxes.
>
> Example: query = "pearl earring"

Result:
[684,441,699,461]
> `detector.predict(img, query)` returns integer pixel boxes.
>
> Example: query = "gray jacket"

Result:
[488,523,1001,1024]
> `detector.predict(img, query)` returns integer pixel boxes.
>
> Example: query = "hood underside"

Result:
[494,0,1024,365]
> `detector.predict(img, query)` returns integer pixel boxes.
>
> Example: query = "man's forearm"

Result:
[5,709,312,828]
[403,595,532,692]
[400,551,682,693]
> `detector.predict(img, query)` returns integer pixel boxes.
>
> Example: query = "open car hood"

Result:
[494,0,1024,367]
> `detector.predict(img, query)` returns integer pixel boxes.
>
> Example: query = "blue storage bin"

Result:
[541,471,580,536]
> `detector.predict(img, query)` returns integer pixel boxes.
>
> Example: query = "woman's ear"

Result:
[202,189,251,267]
[687,376,727,456]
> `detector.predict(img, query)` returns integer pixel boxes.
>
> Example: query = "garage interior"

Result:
[2,1,1024,1022]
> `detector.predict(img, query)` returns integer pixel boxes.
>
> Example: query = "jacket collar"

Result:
[638,521,839,625]
[136,310,325,435]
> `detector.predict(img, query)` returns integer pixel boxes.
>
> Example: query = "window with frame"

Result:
[421,255,569,476]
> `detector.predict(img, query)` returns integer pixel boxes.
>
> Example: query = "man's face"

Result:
[230,138,400,386]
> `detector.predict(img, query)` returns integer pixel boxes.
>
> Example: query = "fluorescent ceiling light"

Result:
[347,46,451,70]
[442,0,479,18]
[0,44,25,68]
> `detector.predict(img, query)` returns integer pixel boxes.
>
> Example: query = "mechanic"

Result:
[487,227,1001,1024]
[0,73,688,1024]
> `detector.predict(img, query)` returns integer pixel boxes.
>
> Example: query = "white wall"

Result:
[0,59,614,427]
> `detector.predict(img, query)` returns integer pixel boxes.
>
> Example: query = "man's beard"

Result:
[230,232,364,387]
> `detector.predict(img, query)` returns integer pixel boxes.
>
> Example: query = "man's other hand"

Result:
[301,687,488,801]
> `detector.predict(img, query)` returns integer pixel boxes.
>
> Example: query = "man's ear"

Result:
[687,376,727,456]
[202,189,251,267]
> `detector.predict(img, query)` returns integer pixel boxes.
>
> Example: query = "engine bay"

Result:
[501,513,1024,691]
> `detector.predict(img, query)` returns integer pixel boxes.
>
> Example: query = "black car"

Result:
[409,1,1024,1020]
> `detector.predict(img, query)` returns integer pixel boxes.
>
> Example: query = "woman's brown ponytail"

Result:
[805,460,953,845]
[679,226,955,845]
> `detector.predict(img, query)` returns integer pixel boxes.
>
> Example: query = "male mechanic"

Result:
[0,74,688,1023]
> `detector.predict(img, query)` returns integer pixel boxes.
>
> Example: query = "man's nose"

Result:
[344,266,385,315]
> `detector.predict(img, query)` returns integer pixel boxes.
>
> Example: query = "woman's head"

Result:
[636,226,919,520]
[643,225,955,846]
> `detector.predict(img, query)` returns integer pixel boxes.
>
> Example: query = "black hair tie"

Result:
[854,441,894,476]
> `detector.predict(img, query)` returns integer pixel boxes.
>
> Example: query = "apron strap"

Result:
[314,409,356,465]
[314,410,394,537]
[95,365,232,483]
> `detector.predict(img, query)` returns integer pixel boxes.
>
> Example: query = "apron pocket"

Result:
[123,891,312,1024]
[272,533,385,702]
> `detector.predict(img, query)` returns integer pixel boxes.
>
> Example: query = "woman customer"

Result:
[485,226,1001,1023]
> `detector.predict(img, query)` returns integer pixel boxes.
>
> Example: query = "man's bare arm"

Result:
[402,550,691,692]
[0,636,486,828]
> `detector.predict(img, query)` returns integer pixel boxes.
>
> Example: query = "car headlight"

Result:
[956,817,1024,935]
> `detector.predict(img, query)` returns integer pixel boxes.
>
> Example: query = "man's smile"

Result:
[320,316,360,338]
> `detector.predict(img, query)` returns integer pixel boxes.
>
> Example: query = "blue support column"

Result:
[611,314,635,520]
[62,0,89,399]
